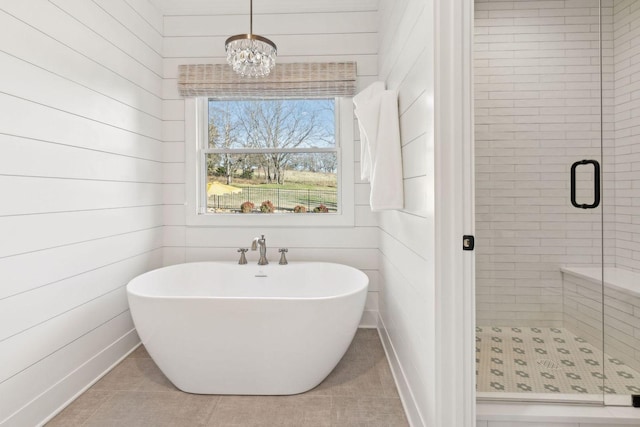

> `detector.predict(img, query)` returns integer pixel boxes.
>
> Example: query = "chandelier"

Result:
[224,0,277,78]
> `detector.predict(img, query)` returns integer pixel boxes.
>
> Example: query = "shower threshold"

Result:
[477,391,604,406]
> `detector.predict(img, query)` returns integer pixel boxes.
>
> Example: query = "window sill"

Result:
[185,210,355,228]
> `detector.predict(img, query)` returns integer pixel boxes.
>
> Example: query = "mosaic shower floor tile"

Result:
[476,326,640,395]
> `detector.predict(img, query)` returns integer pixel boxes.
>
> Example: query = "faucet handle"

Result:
[278,248,288,265]
[237,248,248,265]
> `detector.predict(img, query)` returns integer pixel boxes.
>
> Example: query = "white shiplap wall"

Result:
[613,0,640,273]
[474,0,609,327]
[161,5,381,326]
[0,0,164,425]
[377,0,435,425]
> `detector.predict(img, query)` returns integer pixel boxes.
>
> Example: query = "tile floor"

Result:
[46,329,409,427]
[477,326,640,395]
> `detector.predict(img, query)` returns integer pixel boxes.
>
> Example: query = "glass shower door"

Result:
[474,0,606,403]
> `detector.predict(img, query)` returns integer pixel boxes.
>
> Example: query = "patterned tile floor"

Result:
[477,326,640,395]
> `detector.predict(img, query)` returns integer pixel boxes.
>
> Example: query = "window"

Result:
[205,99,337,213]
[185,97,354,227]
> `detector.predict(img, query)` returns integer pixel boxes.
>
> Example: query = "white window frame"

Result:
[185,97,355,227]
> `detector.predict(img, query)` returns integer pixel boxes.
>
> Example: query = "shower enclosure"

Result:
[474,0,640,404]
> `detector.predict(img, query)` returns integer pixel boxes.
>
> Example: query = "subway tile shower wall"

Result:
[613,0,640,274]
[475,0,610,327]
[475,0,640,327]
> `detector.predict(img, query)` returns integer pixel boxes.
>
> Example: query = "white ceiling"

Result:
[148,0,378,16]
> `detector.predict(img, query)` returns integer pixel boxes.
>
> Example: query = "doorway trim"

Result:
[433,0,475,426]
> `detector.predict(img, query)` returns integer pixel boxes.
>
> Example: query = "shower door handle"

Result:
[570,159,600,209]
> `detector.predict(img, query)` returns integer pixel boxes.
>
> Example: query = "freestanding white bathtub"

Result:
[126,261,368,395]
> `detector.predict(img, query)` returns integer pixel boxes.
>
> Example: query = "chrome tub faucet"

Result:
[278,248,288,265]
[237,248,248,265]
[251,235,269,265]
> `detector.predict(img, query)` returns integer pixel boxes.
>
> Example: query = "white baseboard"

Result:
[377,315,425,427]
[1,329,140,427]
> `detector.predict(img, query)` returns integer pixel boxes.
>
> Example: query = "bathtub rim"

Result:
[126,261,369,302]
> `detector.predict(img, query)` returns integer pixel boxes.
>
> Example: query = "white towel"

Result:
[353,81,385,182]
[353,82,404,211]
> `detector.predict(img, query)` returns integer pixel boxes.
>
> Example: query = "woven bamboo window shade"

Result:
[177,62,357,99]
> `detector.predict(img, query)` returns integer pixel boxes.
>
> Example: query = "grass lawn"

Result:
[220,169,336,190]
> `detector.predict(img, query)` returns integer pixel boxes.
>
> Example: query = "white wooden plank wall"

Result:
[377,0,435,426]
[0,0,163,425]
[153,0,379,16]
[161,5,381,327]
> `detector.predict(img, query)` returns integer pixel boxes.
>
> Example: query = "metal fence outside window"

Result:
[209,187,338,212]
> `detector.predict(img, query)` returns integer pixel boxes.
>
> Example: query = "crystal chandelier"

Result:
[224,0,277,78]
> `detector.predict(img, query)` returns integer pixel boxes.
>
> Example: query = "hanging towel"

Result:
[353,81,385,182]
[353,82,404,211]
